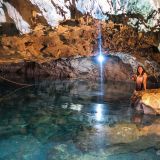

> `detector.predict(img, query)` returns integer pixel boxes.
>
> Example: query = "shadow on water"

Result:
[0,77,160,160]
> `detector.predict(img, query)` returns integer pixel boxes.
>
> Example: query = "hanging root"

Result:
[0,75,33,86]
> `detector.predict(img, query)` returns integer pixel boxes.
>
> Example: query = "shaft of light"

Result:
[97,53,104,63]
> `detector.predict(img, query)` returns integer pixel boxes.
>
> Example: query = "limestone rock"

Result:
[0,0,159,33]
[104,56,133,82]
[0,56,133,81]
[74,120,160,153]
[131,89,160,115]
[0,17,160,81]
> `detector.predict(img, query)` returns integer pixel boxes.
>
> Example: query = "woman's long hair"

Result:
[136,65,146,76]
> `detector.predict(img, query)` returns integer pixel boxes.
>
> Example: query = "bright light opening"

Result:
[97,54,104,63]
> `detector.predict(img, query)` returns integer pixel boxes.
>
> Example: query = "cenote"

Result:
[0,0,160,160]
[0,78,160,160]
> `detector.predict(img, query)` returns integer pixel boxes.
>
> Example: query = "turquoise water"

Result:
[0,78,160,160]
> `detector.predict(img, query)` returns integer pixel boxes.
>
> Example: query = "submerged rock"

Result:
[74,119,160,154]
[156,150,160,156]
[131,89,160,115]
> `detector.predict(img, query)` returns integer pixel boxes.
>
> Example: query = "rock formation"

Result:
[0,0,160,81]
[0,55,134,82]
[0,19,160,81]
[0,0,159,33]
[131,89,160,114]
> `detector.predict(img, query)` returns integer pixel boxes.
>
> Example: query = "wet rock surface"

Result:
[131,89,160,115]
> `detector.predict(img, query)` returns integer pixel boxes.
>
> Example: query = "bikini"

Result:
[135,75,144,91]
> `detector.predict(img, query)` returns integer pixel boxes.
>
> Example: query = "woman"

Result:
[132,65,147,91]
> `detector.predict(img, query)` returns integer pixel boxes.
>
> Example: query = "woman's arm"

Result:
[131,74,137,81]
[143,73,147,90]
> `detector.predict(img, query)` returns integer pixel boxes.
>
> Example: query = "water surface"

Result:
[0,78,160,160]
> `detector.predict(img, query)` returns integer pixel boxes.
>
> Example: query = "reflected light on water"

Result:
[70,103,83,112]
[95,104,104,122]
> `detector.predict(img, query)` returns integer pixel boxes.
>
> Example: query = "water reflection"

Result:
[95,104,103,121]
[70,103,83,112]
[0,79,160,160]
[92,103,109,123]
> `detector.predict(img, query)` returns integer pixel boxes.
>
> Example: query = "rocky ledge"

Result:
[0,55,133,82]
[131,89,160,115]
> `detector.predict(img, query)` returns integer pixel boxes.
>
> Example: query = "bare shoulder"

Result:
[143,73,147,78]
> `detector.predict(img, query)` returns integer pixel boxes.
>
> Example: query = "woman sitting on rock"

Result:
[132,65,147,91]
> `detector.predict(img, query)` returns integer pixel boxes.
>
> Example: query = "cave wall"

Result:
[0,0,160,82]
[0,0,159,34]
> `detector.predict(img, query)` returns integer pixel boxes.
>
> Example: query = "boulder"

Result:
[131,89,160,115]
